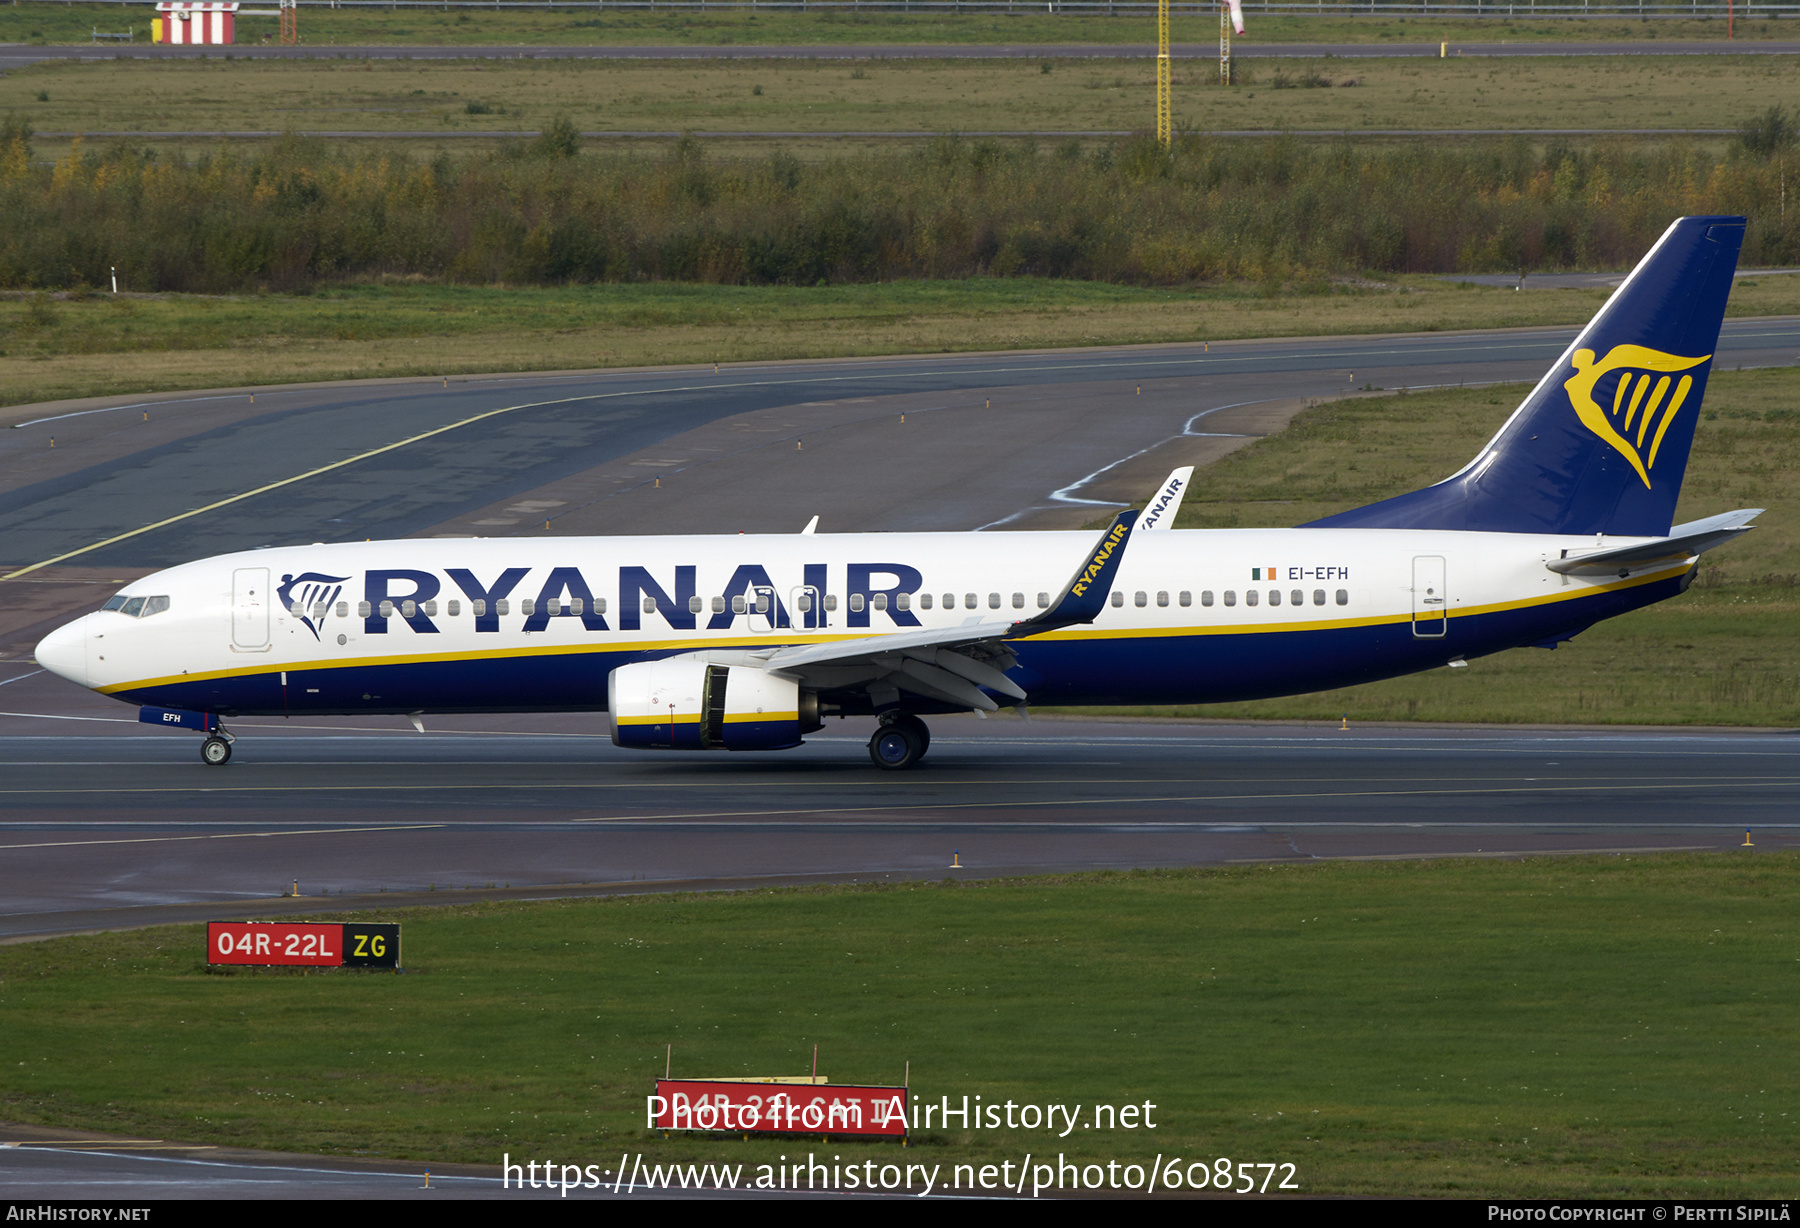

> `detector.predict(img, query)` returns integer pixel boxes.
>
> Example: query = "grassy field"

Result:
[0,3,1787,46]
[1102,363,1800,727]
[5,53,1795,149]
[2,855,1796,1195]
[3,275,1796,413]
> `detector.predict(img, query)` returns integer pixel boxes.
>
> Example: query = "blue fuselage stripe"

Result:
[109,576,1677,716]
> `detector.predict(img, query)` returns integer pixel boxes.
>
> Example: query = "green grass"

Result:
[3,856,1797,1195]
[0,3,1787,47]
[6,51,1795,147]
[1117,365,1800,727]
[4,276,1796,413]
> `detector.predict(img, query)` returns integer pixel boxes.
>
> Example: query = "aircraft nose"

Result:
[35,615,90,688]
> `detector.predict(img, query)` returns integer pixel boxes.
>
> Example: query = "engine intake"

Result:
[609,659,818,751]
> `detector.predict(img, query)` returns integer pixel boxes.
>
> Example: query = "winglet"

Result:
[1010,509,1140,636]
[1137,466,1194,531]
[801,515,819,535]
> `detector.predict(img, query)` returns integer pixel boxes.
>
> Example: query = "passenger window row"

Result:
[914,593,1049,611]
[316,592,1072,619]
[1197,589,1349,608]
[289,587,1355,622]
[287,586,1354,624]
[1101,589,1350,609]
[318,594,853,619]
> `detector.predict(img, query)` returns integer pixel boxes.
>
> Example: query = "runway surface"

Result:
[6,319,1796,573]
[2,693,1797,942]
[0,1122,764,1200]
[2,319,1798,1199]
[4,41,1798,70]
[2,317,1798,944]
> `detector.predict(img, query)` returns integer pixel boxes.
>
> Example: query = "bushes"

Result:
[0,132,1793,293]
[1737,106,1795,160]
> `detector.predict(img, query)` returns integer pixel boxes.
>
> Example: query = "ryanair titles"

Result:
[1068,523,1130,599]
[287,563,929,637]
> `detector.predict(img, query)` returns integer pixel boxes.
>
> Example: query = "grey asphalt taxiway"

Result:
[2,690,1798,942]
[1,317,1798,944]
[2,319,1799,1200]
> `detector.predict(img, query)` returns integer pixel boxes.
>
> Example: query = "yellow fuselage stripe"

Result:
[98,564,1688,696]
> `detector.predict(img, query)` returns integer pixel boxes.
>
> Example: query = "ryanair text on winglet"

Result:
[1069,523,1130,599]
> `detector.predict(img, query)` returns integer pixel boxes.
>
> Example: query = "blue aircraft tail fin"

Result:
[1304,216,1745,537]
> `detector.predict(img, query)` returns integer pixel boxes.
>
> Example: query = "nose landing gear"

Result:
[868,712,930,771]
[200,729,234,766]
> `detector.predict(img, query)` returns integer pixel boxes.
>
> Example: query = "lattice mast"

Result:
[1156,0,1172,147]
[280,0,297,45]
[1220,0,1244,86]
[1219,1,1231,86]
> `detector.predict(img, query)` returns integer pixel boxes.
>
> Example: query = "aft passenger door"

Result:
[1411,556,1447,638]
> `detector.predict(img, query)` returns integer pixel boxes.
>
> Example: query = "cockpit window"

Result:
[104,595,170,618]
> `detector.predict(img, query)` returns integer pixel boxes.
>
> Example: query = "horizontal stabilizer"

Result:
[1548,508,1762,576]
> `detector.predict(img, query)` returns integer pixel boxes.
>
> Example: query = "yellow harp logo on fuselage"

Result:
[1563,344,1711,489]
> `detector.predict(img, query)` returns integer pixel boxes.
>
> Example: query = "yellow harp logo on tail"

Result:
[1563,345,1711,489]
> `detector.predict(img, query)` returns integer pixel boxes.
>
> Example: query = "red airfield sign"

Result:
[207,921,399,968]
[651,1080,907,1138]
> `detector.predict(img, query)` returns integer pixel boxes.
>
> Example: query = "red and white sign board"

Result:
[210,921,340,965]
[206,921,400,968]
[155,3,238,45]
[651,1080,907,1138]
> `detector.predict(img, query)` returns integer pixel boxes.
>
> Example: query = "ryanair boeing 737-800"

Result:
[32,216,1761,770]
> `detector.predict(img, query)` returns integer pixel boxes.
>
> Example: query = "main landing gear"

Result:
[200,728,235,766]
[868,712,931,771]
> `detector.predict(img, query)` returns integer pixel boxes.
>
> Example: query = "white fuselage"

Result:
[36,527,1687,718]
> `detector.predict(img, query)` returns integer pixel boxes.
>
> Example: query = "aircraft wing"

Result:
[762,624,1025,712]
[1546,508,1762,576]
[753,510,1142,710]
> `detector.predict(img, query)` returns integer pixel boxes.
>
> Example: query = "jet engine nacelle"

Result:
[608,659,819,751]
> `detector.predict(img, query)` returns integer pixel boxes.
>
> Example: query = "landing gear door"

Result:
[232,567,271,651]
[1411,556,1447,639]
